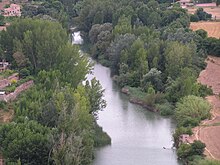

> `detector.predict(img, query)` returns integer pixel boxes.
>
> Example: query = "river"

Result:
[73,32,180,165]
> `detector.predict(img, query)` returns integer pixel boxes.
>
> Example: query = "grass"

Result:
[0,70,15,79]
[202,122,220,127]
[4,76,34,93]
[125,86,148,101]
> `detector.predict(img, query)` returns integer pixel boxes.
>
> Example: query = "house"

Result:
[196,3,216,7]
[178,0,194,8]
[179,134,190,144]
[3,4,21,17]
[0,61,10,71]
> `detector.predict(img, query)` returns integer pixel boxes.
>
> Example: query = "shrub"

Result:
[195,159,220,165]
[10,79,17,85]
[177,140,205,162]
[0,101,6,110]
[157,102,174,116]
[190,14,199,22]
[93,123,111,147]
[175,95,211,127]
[5,85,16,93]
[19,68,30,79]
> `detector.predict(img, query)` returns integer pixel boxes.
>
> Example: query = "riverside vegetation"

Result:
[67,0,219,164]
[0,18,110,164]
[0,0,220,164]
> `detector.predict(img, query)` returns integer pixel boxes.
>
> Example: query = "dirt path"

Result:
[189,56,220,160]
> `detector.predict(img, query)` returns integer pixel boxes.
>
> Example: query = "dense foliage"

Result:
[190,8,212,22]
[175,95,211,127]
[21,0,68,27]
[0,0,219,164]
[0,19,109,165]
[61,0,217,163]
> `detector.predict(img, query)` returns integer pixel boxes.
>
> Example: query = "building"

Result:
[178,0,194,8]
[3,4,21,17]
[179,134,190,144]
[0,61,10,71]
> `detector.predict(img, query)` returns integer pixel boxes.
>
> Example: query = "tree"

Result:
[0,119,52,165]
[177,140,206,162]
[137,5,151,26]
[4,19,67,73]
[195,8,212,21]
[175,95,211,127]
[177,144,192,160]
[85,78,106,118]
[141,68,163,92]
[107,33,136,74]
[52,86,94,165]
[12,51,30,68]
[89,23,113,59]
[113,15,132,36]
[191,140,206,156]
[0,15,5,26]
[217,0,220,6]
[164,42,194,79]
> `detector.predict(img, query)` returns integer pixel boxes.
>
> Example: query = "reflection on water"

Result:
[72,31,179,165]
[89,63,180,165]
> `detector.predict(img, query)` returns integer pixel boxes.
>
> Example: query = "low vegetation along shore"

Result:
[78,0,220,164]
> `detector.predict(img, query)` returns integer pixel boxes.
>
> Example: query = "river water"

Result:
[73,32,180,165]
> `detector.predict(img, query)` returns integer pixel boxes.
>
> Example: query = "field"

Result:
[0,0,10,10]
[187,6,220,20]
[192,56,220,160]
[190,22,220,39]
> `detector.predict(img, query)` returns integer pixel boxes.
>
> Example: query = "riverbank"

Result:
[121,86,158,112]
[90,62,179,165]
[188,56,220,160]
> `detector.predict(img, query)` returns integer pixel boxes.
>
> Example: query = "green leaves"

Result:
[175,95,211,127]
[0,119,52,165]
[4,19,68,73]
[85,78,106,118]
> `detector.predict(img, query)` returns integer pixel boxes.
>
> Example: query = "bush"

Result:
[190,14,199,22]
[196,8,212,21]
[157,102,174,116]
[181,117,200,127]
[0,70,15,78]
[10,79,17,85]
[0,101,6,110]
[194,159,220,165]
[175,95,211,127]
[198,84,213,97]
[5,85,16,93]
[93,123,111,147]
[126,86,148,101]
[4,4,10,8]
[177,140,205,162]
[191,140,206,156]
[19,68,30,78]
